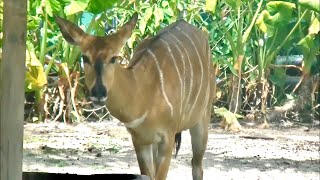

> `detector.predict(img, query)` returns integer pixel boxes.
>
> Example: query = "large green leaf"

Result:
[297,34,319,73]
[298,0,320,13]
[297,13,320,74]
[86,0,118,14]
[64,0,89,16]
[266,1,296,16]
[256,1,296,35]
[46,0,63,17]
[297,34,314,51]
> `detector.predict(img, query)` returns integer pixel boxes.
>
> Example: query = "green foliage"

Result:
[87,0,118,14]
[105,0,210,56]
[0,0,315,122]
[224,0,241,10]
[255,0,319,77]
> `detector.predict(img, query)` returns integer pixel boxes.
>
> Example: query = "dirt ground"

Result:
[23,119,320,180]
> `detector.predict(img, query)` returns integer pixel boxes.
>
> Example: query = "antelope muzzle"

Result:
[90,60,107,106]
[90,83,107,106]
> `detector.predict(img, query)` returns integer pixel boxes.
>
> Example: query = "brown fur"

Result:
[55,13,216,180]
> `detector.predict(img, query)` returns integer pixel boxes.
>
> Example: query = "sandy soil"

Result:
[23,119,320,180]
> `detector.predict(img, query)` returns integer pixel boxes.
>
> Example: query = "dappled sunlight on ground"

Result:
[23,120,319,180]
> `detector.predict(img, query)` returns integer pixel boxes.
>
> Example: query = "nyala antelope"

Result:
[55,13,216,180]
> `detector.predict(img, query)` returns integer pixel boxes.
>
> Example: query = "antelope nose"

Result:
[90,85,107,103]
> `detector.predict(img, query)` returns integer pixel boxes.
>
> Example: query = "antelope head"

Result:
[55,13,138,105]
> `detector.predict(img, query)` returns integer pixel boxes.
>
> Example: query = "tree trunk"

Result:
[0,0,27,179]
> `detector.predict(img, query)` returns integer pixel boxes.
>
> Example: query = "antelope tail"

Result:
[174,132,182,158]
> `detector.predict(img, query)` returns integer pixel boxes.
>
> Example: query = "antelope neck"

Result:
[106,64,140,123]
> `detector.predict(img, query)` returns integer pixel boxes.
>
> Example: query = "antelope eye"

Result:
[110,56,117,64]
[82,55,90,64]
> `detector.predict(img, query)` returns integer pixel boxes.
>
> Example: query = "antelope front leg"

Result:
[133,142,155,179]
[154,134,175,180]
[153,142,159,171]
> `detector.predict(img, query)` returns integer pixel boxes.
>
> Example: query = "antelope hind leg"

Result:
[189,115,209,180]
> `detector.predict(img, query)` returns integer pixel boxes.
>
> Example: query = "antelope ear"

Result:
[115,13,138,45]
[54,15,86,45]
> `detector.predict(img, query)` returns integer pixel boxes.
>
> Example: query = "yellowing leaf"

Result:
[144,6,153,22]
[25,49,47,92]
[25,66,47,92]
[127,32,137,49]
[64,0,89,16]
[139,6,153,34]
[309,15,320,35]
[139,19,147,35]
[205,0,218,13]
[215,107,242,132]
[26,50,42,66]
[154,6,164,27]
[215,107,243,124]
[60,62,70,77]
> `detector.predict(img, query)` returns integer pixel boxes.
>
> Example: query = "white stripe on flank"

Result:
[176,26,204,120]
[169,31,193,112]
[193,30,203,48]
[159,38,183,114]
[200,82,210,120]
[204,81,210,111]
[124,111,148,128]
[147,49,174,117]
[167,32,186,110]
